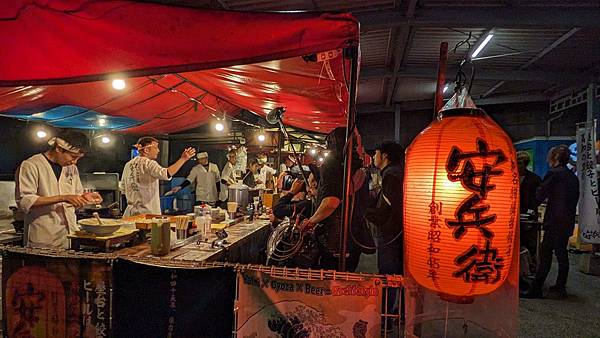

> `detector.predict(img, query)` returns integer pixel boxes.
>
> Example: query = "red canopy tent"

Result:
[1,0,361,270]
[0,1,359,134]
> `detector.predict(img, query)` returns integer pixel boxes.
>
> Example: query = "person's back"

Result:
[520,169,542,214]
[537,165,579,234]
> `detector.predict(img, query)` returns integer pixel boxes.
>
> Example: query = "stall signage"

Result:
[576,124,600,243]
[235,270,382,337]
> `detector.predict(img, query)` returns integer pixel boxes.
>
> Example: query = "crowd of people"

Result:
[14,126,581,303]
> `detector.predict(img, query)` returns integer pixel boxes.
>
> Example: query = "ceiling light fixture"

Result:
[36,130,47,139]
[471,33,494,58]
[215,120,224,132]
[112,79,126,90]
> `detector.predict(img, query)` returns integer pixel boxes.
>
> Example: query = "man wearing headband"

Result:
[168,152,220,206]
[15,130,102,248]
[121,137,196,216]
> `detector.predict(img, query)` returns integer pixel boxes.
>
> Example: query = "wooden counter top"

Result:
[114,218,271,263]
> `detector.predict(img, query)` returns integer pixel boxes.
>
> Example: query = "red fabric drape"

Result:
[0,1,359,133]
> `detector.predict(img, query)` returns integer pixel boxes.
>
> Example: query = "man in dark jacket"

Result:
[364,142,405,328]
[364,142,405,276]
[517,151,542,268]
[530,145,579,298]
[518,151,542,217]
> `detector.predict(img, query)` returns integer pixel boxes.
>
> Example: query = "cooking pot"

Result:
[228,183,249,209]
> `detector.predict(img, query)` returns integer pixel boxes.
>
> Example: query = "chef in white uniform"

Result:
[257,153,276,188]
[15,130,102,248]
[218,149,238,203]
[168,152,220,206]
[121,137,195,216]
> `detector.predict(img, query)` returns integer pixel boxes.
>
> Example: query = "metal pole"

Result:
[587,83,599,135]
[434,42,448,116]
[276,130,283,175]
[339,46,359,271]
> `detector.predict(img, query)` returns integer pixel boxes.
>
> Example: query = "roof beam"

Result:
[358,93,548,114]
[482,27,581,97]
[357,7,600,30]
[384,0,417,107]
[360,66,588,84]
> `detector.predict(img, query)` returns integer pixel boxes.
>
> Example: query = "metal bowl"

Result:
[78,218,125,236]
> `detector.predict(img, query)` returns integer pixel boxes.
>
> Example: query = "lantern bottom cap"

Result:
[438,293,475,304]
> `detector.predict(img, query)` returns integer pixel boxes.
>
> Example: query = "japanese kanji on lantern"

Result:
[404,91,518,300]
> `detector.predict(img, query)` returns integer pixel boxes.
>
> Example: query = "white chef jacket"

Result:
[121,156,170,216]
[15,154,83,249]
[187,163,220,203]
[219,162,237,201]
[259,165,277,187]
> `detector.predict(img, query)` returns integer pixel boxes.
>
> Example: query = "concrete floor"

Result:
[356,251,600,338]
[519,252,600,338]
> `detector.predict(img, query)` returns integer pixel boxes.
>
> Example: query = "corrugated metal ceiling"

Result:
[360,29,392,68]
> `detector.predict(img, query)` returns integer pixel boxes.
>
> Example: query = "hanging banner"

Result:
[235,270,382,337]
[576,124,600,243]
[112,259,236,338]
[2,251,112,338]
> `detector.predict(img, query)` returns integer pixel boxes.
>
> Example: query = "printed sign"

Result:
[112,260,236,338]
[2,252,112,338]
[235,270,382,337]
[576,125,600,243]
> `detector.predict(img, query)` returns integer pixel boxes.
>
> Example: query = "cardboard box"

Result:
[262,193,281,209]
[579,254,600,276]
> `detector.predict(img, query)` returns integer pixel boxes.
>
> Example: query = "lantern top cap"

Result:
[438,87,477,118]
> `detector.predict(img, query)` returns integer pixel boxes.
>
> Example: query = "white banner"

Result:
[576,124,600,243]
[235,270,383,337]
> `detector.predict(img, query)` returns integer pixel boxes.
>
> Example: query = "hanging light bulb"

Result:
[98,118,107,126]
[310,148,317,155]
[36,130,48,139]
[112,79,126,90]
[101,136,111,144]
[215,120,225,132]
[324,151,330,157]
[318,157,324,162]
[257,131,266,142]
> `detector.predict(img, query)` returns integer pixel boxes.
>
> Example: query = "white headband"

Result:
[48,137,82,154]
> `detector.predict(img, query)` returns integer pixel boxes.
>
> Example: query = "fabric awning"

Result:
[0,1,359,134]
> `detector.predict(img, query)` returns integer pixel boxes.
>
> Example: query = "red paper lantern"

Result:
[404,107,518,298]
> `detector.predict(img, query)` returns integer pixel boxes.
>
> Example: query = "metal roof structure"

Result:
[145,0,600,112]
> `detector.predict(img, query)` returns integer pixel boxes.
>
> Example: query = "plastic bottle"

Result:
[204,206,212,235]
[196,215,206,236]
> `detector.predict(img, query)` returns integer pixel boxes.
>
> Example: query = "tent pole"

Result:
[339,45,359,271]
